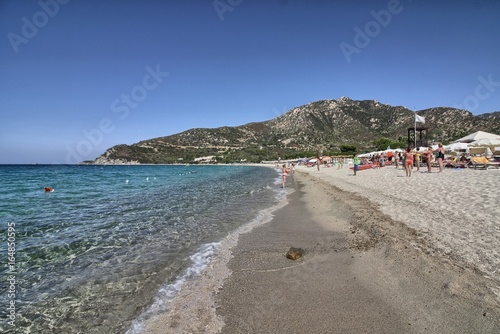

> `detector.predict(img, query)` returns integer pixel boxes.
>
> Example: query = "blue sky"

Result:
[1,0,499,164]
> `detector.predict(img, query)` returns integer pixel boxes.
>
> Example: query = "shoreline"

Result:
[138,165,500,333]
[137,169,291,334]
[216,169,500,333]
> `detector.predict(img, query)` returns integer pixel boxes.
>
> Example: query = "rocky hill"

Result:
[91,97,500,164]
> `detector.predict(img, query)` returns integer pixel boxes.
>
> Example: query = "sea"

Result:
[0,164,287,333]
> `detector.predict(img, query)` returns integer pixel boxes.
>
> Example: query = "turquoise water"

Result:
[0,164,282,333]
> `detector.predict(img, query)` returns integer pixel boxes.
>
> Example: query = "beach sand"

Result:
[141,164,500,333]
[297,164,500,284]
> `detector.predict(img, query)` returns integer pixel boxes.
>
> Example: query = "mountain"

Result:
[91,97,500,164]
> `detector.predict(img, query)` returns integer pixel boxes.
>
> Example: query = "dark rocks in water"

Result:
[286,247,304,260]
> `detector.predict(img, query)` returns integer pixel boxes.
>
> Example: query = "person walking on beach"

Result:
[394,152,400,169]
[281,164,288,188]
[353,155,359,176]
[404,148,413,177]
[424,147,433,172]
[415,147,421,172]
[435,143,445,173]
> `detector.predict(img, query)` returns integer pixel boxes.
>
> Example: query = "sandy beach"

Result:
[297,163,500,284]
[141,164,500,333]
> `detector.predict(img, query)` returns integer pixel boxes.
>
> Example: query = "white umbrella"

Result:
[444,142,470,151]
[470,138,500,146]
[454,131,500,143]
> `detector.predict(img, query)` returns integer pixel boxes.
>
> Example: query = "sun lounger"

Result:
[487,161,500,169]
[469,156,489,169]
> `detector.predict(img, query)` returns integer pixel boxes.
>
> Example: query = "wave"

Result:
[126,242,220,334]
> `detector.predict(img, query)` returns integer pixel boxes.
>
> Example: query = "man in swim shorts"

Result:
[353,155,359,176]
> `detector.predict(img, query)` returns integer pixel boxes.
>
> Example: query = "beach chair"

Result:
[487,161,500,169]
[486,152,500,169]
[469,147,487,156]
[469,156,489,169]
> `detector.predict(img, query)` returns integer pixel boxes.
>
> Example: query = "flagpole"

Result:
[414,108,417,149]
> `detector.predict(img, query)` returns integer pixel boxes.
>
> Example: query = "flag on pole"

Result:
[415,114,425,124]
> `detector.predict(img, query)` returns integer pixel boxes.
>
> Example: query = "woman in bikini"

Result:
[424,147,433,172]
[405,147,413,177]
[281,164,288,188]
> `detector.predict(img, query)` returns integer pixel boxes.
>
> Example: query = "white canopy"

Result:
[470,138,500,146]
[454,131,500,143]
[444,142,470,151]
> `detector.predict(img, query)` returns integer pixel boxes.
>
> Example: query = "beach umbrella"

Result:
[444,142,470,151]
[469,138,500,146]
[454,131,500,143]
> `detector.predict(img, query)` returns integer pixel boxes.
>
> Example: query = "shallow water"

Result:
[0,164,283,333]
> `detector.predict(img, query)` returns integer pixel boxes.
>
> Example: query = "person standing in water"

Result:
[281,164,288,188]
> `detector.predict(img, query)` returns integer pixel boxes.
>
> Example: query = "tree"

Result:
[340,144,357,154]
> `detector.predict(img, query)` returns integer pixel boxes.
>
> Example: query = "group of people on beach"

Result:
[279,142,456,185]
[404,144,446,176]
[352,144,448,177]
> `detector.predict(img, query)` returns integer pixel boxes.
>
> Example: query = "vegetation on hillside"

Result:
[92,98,500,164]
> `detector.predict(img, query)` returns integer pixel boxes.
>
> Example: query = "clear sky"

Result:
[1,0,499,164]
